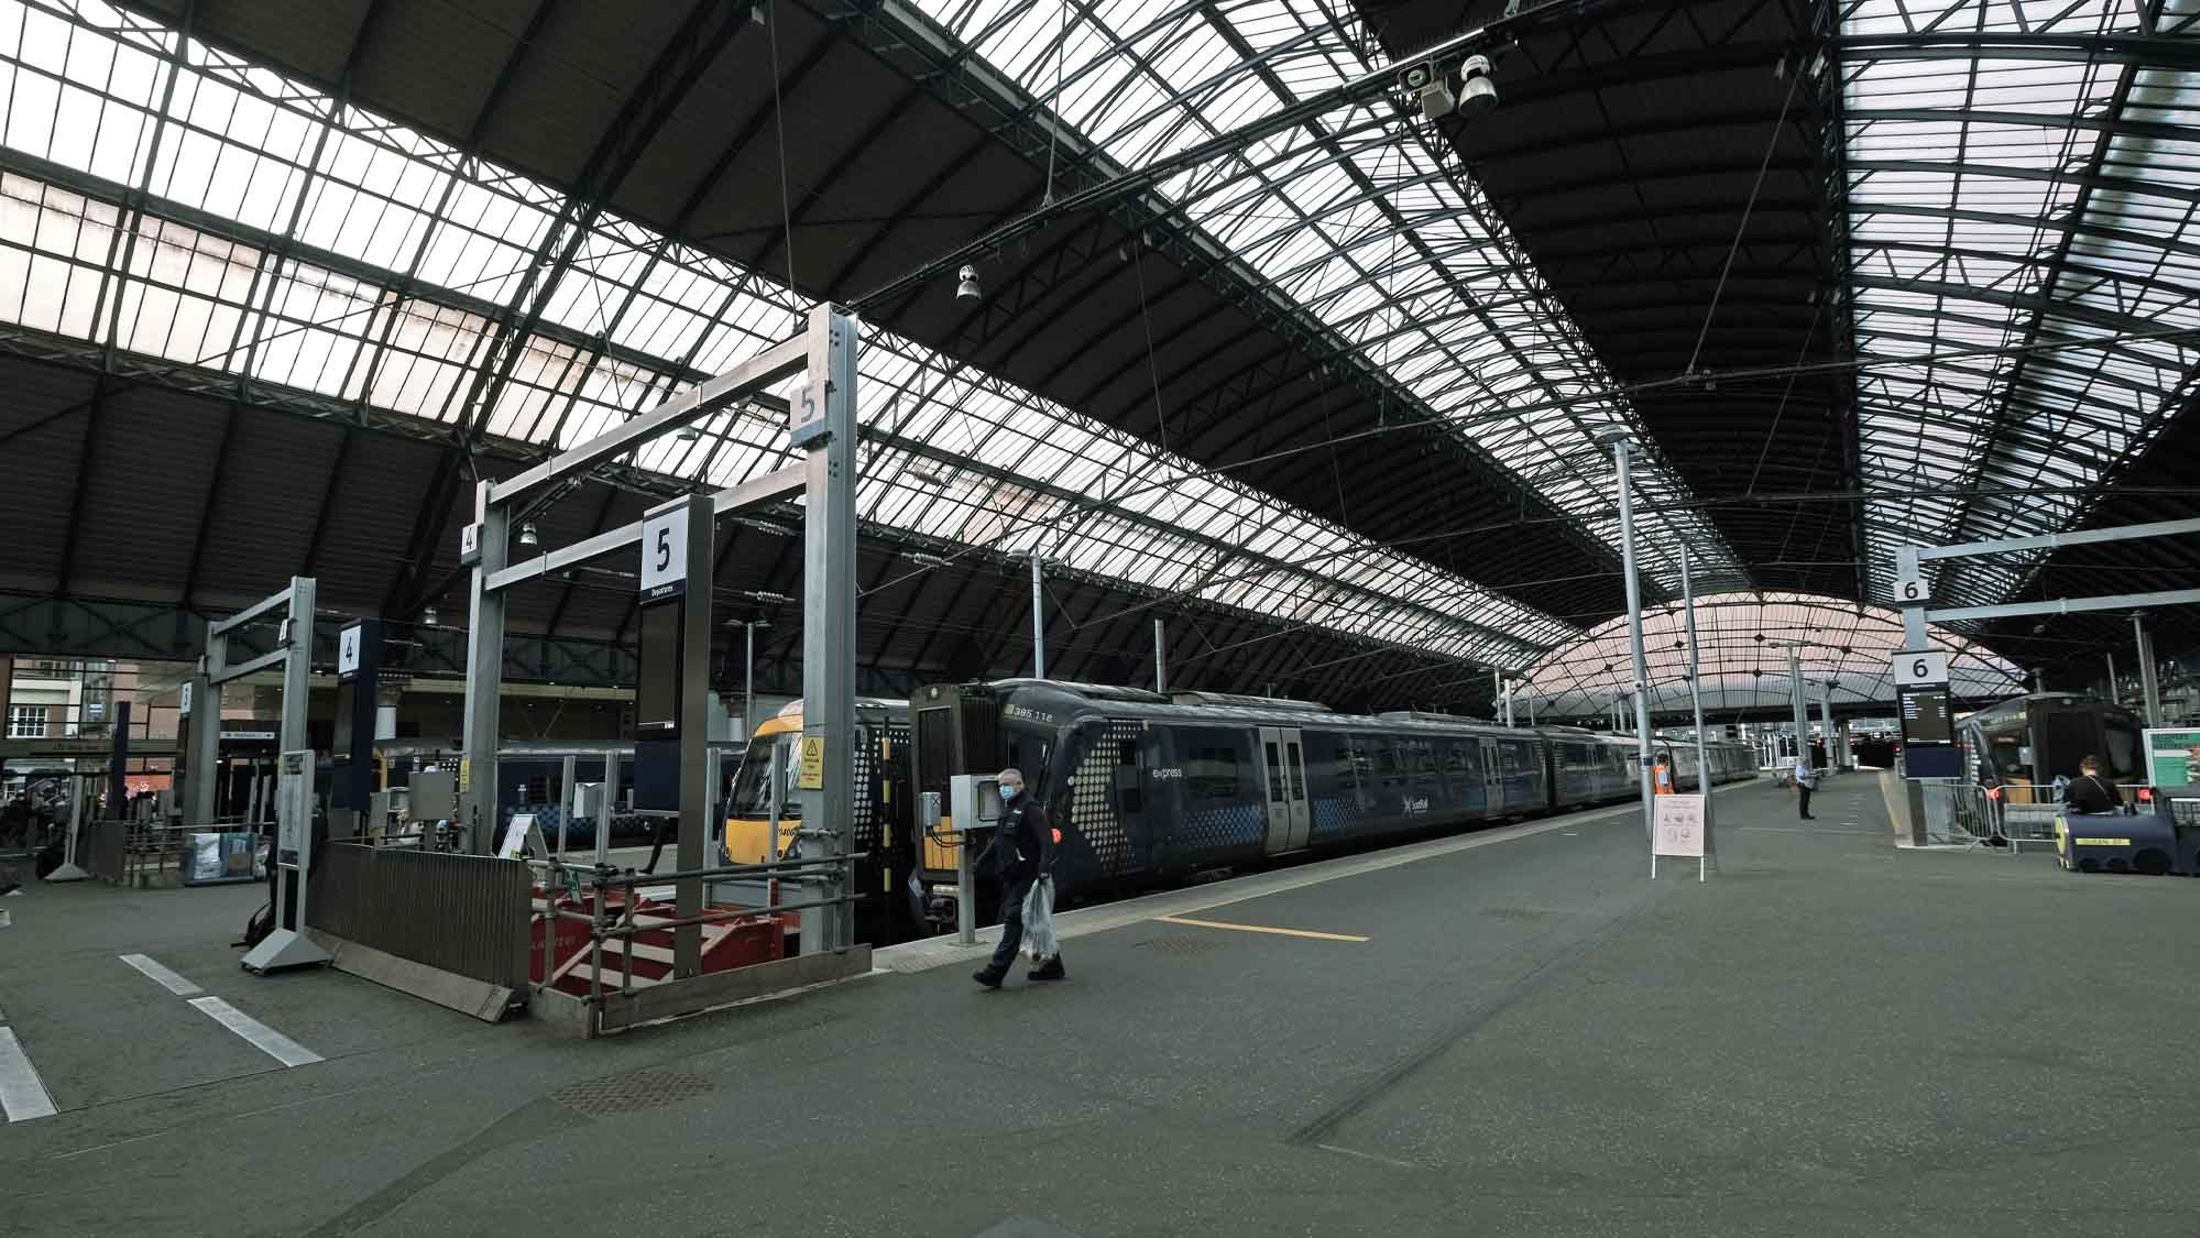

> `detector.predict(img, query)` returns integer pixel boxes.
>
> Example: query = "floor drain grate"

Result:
[1135,933,1223,956]
[550,1069,712,1115]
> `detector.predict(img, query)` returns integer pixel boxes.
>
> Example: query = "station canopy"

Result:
[0,0,2194,710]
[1517,592,2025,720]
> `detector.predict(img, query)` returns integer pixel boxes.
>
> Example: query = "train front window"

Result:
[729,737,800,820]
[2103,722,2140,780]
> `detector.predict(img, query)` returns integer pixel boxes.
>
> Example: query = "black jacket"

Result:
[2064,773,2123,815]
[986,795,1054,883]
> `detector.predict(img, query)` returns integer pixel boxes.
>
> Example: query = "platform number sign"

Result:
[1895,573,1927,605]
[639,503,689,600]
[1893,650,1949,687]
[337,623,362,677]
[458,521,482,566]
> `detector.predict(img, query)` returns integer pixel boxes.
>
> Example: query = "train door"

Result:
[1257,726,1312,853]
[1478,738,1505,813]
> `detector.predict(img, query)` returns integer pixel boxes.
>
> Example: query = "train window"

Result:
[1264,742,1284,803]
[1185,745,1243,801]
[1119,740,1139,767]
[2103,722,2140,780]
[1440,745,1464,777]
[1286,743,1306,800]
[1376,744,1401,783]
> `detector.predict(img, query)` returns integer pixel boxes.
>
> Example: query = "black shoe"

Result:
[1801,814,1817,821]
[1028,958,1065,982]
[972,968,1004,989]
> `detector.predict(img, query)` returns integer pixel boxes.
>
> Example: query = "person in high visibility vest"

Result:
[1651,752,1676,796]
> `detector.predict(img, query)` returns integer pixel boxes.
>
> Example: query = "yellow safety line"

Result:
[1156,915,1370,943]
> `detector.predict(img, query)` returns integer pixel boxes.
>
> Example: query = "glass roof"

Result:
[1518,592,2025,718]
[912,0,1749,597]
[1842,0,2200,609]
[0,0,1576,668]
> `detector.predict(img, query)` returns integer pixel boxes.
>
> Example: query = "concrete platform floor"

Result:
[2,773,2196,1236]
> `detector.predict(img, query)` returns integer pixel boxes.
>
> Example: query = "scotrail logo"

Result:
[1402,795,1429,816]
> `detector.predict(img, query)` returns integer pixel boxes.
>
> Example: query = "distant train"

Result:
[1959,692,2147,803]
[904,680,1756,925]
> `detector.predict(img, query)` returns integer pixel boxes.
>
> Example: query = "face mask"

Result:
[1000,785,1019,802]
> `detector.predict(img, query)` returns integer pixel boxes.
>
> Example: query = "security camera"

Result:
[1457,54,1497,117]
[1397,60,1454,120]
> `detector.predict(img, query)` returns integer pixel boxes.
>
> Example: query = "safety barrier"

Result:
[531,853,870,1038]
[82,819,127,881]
[307,843,531,996]
[1914,781,1995,847]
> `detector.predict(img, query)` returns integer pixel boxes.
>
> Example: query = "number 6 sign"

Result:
[1892,650,1948,686]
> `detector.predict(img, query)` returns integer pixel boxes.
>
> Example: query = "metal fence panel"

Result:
[83,820,127,881]
[307,843,530,988]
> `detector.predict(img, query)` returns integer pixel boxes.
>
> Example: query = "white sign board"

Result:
[1653,794,1706,858]
[497,812,537,861]
[1894,574,1927,605]
[180,681,193,715]
[337,624,362,676]
[276,749,313,869]
[458,521,482,566]
[639,504,689,599]
[1892,650,1948,687]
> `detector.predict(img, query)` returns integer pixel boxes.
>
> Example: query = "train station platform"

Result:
[4,773,2198,1235]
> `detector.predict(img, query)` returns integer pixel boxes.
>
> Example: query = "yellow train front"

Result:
[719,698,922,946]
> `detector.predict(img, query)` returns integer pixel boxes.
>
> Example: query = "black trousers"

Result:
[1798,785,1813,819]
[988,875,1060,972]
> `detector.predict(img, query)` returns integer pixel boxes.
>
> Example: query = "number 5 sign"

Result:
[1893,650,1948,686]
[639,502,689,599]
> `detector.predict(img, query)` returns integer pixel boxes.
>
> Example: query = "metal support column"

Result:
[461,484,509,852]
[2105,650,2118,705]
[743,619,758,741]
[242,577,326,972]
[1030,554,1046,680]
[2135,613,2163,727]
[1787,648,1810,763]
[186,666,215,828]
[1597,427,1656,836]
[795,305,859,954]
[672,492,713,978]
[1816,681,1835,772]
[1681,546,1710,801]
[1153,618,1167,694]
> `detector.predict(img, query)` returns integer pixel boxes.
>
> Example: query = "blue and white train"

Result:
[909,679,1756,906]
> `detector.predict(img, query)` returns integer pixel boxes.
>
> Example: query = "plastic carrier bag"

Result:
[1020,875,1058,963]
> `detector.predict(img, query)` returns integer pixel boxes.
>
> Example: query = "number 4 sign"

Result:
[639,503,689,600]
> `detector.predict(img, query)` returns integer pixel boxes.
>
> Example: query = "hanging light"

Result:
[519,521,539,548]
[955,264,982,302]
[421,607,440,627]
[678,423,701,442]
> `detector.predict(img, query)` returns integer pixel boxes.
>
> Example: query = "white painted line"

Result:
[1315,1142,1420,1170]
[186,997,323,1068]
[118,953,203,996]
[0,1027,58,1121]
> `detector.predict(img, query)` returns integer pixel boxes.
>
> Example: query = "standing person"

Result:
[1794,757,1818,821]
[973,767,1063,988]
[2062,755,2124,815]
[1652,752,1675,796]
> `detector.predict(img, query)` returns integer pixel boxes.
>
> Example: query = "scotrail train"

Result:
[722,680,1757,943]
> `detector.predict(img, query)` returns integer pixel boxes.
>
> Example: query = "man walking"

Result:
[1795,756,1818,821]
[973,767,1064,988]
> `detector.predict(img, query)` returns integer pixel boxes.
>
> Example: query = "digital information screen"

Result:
[635,599,683,733]
[1899,686,1952,746]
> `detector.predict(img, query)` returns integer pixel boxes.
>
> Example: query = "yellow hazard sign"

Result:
[797,736,825,790]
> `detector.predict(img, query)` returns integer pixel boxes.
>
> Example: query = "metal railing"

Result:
[1914,780,1995,848]
[535,851,862,1022]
